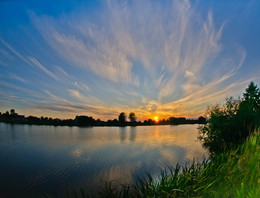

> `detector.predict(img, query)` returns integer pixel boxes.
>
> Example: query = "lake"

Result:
[0,123,207,197]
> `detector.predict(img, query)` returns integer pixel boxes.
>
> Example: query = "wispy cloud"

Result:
[56,66,69,77]
[28,57,58,81]
[33,92,121,119]
[68,89,83,100]
[31,1,226,91]
[32,16,139,85]
[9,73,26,83]
[0,38,31,65]
[74,81,91,92]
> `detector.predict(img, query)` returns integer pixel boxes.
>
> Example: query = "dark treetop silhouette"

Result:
[0,110,206,127]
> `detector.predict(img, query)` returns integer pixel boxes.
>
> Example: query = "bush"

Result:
[199,82,260,155]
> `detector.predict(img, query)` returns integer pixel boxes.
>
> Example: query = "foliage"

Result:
[118,112,127,125]
[198,116,207,124]
[198,97,241,154]
[75,116,96,126]
[239,81,260,130]
[168,117,187,125]
[243,81,260,111]
[207,131,260,197]
[199,82,260,155]
[128,112,137,123]
[141,131,260,198]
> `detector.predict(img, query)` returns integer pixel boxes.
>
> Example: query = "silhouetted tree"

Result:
[143,119,154,125]
[169,117,186,125]
[198,97,241,155]
[118,112,126,126]
[198,116,207,124]
[10,109,15,115]
[237,82,260,133]
[61,119,74,126]
[243,81,260,112]
[0,111,10,122]
[107,119,119,126]
[129,112,136,123]
[27,116,41,125]
[75,116,96,126]
[243,82,259,100]
[199,82,260,156]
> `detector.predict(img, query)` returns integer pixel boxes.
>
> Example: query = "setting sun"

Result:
[154,116,159,122]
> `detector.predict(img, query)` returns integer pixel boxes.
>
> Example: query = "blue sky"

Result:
[0,0,260,120]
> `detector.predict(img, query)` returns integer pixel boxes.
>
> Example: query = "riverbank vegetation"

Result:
[199,81,260,155]
[59,82,260,198]
[133,130,260,197]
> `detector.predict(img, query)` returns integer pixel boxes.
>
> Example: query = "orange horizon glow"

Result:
[154,116,159,122]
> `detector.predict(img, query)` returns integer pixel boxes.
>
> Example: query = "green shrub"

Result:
[199,82,260,155]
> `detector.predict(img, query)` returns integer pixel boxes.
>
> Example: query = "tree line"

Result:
[0,110,206,127]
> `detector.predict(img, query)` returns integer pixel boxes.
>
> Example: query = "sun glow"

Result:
[154,116,159,122]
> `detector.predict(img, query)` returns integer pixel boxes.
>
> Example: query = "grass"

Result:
[49,130,260,198]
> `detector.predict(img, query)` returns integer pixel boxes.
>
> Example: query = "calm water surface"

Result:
[0,123,207,197]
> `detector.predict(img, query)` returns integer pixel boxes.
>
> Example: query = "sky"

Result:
[0,0,260,121]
